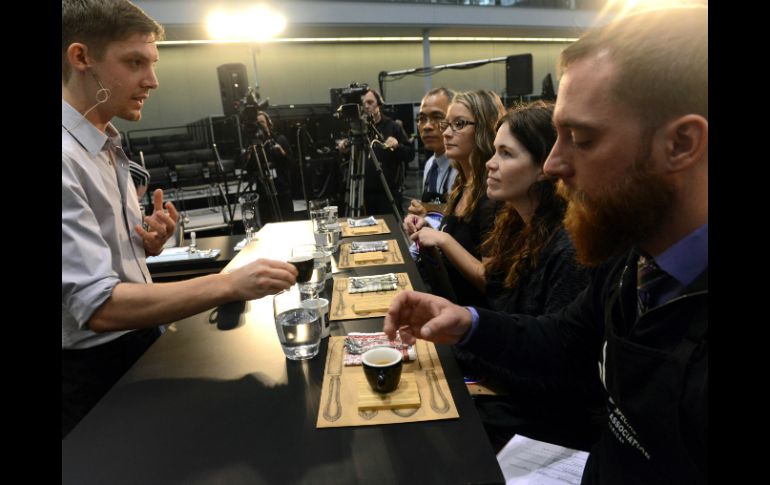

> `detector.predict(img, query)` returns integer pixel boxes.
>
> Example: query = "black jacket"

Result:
[364,115,413,192]
[439,193,500,307]
[486,227,590,316]
[465,250,707,484]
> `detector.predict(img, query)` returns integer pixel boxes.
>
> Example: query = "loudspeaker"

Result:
[217,63,249,117]
[505,54,533,97]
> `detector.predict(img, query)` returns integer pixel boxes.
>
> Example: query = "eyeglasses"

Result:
[438,119,476,132]
[415,114,445,126]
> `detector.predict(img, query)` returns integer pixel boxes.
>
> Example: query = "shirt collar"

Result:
[653,223,708,287]
[62,99,119,155]
[433,152,449,168]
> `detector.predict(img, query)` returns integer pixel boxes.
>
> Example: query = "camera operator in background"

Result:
[238,87,294,224]
[338,88,414,216]
[256,111,295,221]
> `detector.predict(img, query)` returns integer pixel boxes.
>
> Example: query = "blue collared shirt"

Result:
[62,99,151,349]
[422,152,458,194]
[460,224,709,345]
[648,223,708,308]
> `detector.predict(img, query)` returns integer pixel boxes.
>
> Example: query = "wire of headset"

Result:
[63,66,111,135]
[63,65,153,283]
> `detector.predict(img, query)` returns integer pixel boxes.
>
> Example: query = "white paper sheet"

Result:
[496,435,588,485]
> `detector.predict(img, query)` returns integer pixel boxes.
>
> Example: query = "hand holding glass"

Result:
[291,245,326,297]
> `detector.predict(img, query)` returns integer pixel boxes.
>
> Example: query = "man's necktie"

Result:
[637,255,669,315]
[426,162,439,193]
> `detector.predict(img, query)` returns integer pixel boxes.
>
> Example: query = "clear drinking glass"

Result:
[272,287,321,360]
[310,209,328,233]
[314,223,341,253]
[324,205,338,226]
[241,193,260,242]
[308,198,329,211]
[300,297,330,338]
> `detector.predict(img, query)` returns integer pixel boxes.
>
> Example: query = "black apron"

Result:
[584,258,708,484]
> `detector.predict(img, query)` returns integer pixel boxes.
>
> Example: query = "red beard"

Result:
[558,159,676,266]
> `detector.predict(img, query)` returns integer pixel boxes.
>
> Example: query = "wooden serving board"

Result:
[340,218,391,237]
[316,337,459,428]
[357,374,421,410]
[337,240,405,268]
[329,273,413,321]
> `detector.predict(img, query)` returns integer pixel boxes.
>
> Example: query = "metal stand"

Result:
[294,124,312,219]
[237,142,283,222]
[366,137,403,221]
[345,130,366,218]
[341,117,403,221]
[211,143,236,233]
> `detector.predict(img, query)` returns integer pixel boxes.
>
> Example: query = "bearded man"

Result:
[383,5,707,484]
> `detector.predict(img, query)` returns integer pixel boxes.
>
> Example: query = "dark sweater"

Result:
[460,227,590,382]
[485,227,590,316]
[465,251,708,484]
[439,193,500,307]
[459,226,597,450]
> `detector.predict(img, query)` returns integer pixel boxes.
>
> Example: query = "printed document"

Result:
[496,435,588,485]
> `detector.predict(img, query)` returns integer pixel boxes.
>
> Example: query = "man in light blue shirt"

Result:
[407,87,458,218]
[62,0,297,438]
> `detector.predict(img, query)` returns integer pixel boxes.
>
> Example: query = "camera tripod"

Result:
[342,117,403,221]
[210,143,236,230]
[237,141,283,223]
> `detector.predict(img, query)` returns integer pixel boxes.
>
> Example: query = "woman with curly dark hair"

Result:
[465,101,600,452]
[483,101,589,316]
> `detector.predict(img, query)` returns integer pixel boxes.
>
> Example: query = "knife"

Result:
[392,244,403,263]
[334,279,346,317]
[322,339,344,422]
[418,340,450,414]
[341,246,350,267]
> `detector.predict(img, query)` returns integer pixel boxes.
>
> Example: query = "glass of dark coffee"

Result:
[288,254,314,283]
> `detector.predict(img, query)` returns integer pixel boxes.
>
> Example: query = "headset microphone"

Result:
[87,65,111,103]
[63,65,112,134]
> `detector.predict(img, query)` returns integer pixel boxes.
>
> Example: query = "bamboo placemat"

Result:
[337,240,405,268]
[340,218,391,237]
[329,273,413,321]
[317,337,459,428]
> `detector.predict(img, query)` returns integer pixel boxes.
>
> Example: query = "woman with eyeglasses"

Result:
[403,90,504,307]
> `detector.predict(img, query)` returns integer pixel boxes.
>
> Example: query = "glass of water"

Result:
[241,193,260,242]
[314,223,341,253]
[309,198,329,211]
[310,209,328,233]
[324,205,338,226]
[272,287,321,360]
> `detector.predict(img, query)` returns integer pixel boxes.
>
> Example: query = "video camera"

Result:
[238,87,271,143]
[330,82,373,133]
